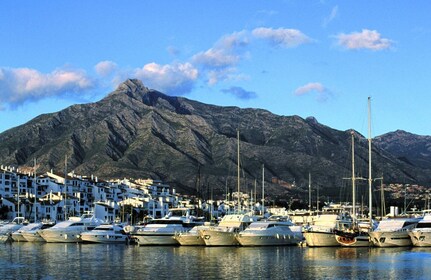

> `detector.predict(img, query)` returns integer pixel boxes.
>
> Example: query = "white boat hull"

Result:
[80,234,128,244]
[132,233,179,245]
[0,234,12,243]
[174,234,205,246]
[200,229,239,246]
[237,233,300,246]
[303,231,339,247]
[22,231,45,242]
[11,232,27,242]
[39,230,83,243]
[409,231,431,247]
[369,231,412,247]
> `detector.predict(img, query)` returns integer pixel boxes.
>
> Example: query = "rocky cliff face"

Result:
[0,79,430,199]
[374,130,431,169]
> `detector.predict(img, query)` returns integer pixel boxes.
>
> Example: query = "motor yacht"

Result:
[236,216,303,246]
[38,213,103,243]
[131,208,202,245]
[200,214,256,246]
[409,213,431,246]
[303,213,343,247]
[369,217,420,247]
[21,221,56,242]
[0,217,26,243]
[80,224,129,243]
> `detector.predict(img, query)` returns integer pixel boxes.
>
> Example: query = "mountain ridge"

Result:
[0,79,430,200]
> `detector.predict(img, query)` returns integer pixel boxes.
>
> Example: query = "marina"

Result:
[1,242,431,279]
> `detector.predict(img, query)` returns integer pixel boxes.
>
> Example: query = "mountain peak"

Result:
[109,79,150,99]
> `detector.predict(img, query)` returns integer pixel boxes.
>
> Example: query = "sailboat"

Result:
[199,129,255,246]
[334,131,371,247]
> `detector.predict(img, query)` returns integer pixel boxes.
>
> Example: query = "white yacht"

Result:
[303,213,343,247]
[409,213,431,246]
[21,221,56,242]
[80,224,129,243]
[369,217,420,247]
[11,222,45,242]
[0,217,26,243]
[131,208,201,245]
[236,216,303,246]
[38,213,103,243]
[173,225,208,246]
[199,214,256,246]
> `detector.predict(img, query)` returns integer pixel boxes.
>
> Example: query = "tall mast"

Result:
[261,164,265,216]
[237,129,240,213]
[351,131,356,219]
[308,173,312,213]
[368,97,373,226]
[34,158,37,222]
[64,155,68,220]
[17,175,20,218]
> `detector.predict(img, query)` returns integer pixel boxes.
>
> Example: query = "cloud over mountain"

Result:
[0,67,94,109]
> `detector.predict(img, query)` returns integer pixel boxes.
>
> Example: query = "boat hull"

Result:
[80,234,129,244]
[237,234,300,246]
[22,231,45,242]
[39,230,82,243]
[11,232,27,242]
[132,233,179,245]
[174,234,205,246]
[0,234,12,243]
[303,231,339,247]
[200,229,239,246]
[409,231,431,247]
[369,231,412,247]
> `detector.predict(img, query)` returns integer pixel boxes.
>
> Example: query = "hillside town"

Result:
[0,164,272,223]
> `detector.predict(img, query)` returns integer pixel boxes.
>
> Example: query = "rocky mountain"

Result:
[374,130,431,169]
[0,79,430,201]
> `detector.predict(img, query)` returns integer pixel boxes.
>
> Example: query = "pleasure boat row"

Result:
[170,214,303,247]
[1,213,130,244]
[303,211,431,247]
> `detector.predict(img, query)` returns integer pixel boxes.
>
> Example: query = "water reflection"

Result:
[1,243,431,279]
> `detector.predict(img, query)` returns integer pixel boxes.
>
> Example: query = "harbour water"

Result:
[1,243,431,279]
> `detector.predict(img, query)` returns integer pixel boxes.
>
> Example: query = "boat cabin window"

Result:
[71,223,84,227]
[416,223,431,229]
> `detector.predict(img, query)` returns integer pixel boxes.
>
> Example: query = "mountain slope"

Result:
[0,79,430,199]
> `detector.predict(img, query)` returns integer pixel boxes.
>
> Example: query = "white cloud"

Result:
[0,67,94,108]
[95,60,118,77]
[323,6,338,27]
[252,27,312,48]
[336,29,393,50]
[133,62,198,95]
[192,31,249,85]
[294,82,331,102]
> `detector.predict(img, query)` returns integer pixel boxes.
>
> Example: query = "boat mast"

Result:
[64,155,68,221]
[261,164,265,216]
[34,158,37,222]
[368,97,373,227]
[351,131,356,219]
[308,173,312,213]
[17,175,20,219]
[237,129,240,213]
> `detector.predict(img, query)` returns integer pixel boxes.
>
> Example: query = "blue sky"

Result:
[1,1,430,137]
